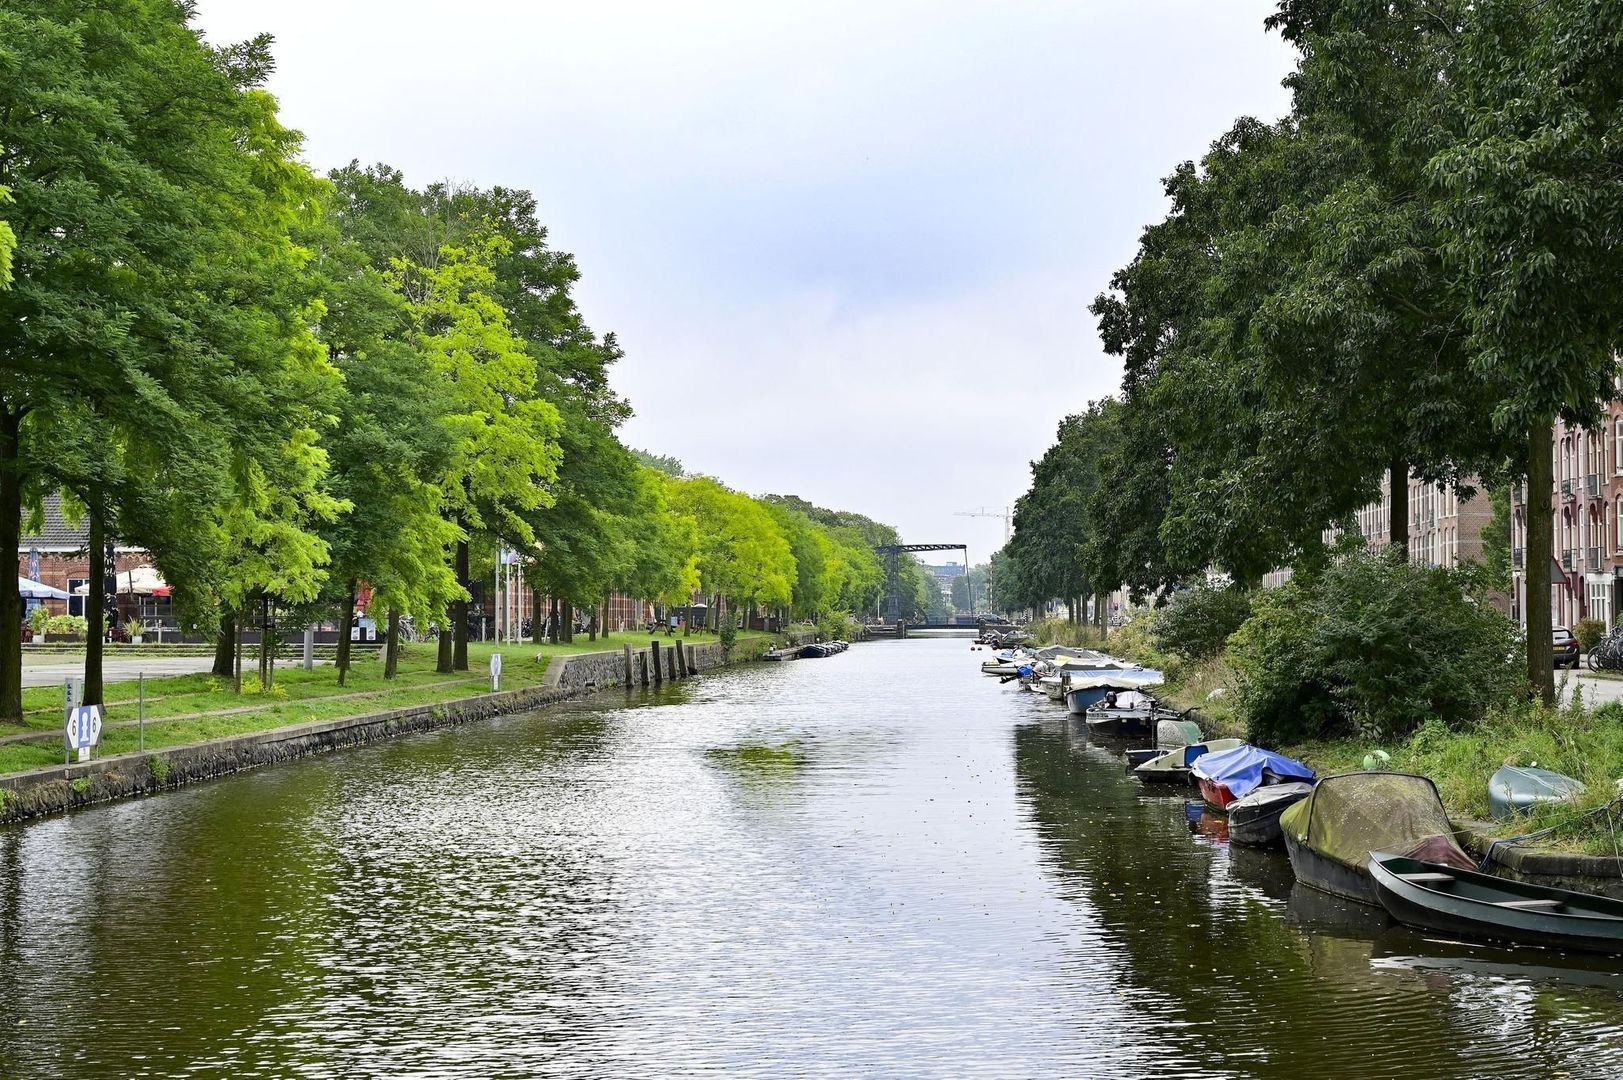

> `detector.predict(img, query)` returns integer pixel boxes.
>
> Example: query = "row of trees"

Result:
[1001,1,1623,702]
[0,1,913,723]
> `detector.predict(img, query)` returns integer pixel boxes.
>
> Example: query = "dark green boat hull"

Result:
[1370,852,1623,955]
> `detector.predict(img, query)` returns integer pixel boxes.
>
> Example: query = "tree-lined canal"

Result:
[2,635,1622,1077]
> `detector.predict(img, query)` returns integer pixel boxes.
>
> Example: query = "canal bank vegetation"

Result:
[1097,558,1623,852]
[0,2,929,727]
[994,3,1623,711]
[991,6,1623,849]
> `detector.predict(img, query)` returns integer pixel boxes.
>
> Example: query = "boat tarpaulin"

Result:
[1063,671,1164,692]
[1279,771,1475,873]
[1191,745,1314,799]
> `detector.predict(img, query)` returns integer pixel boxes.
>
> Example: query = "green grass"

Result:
[3,631,780,777]
[1285,697,1623,856]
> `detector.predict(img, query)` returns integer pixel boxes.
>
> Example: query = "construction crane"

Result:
[954,506,1011,545]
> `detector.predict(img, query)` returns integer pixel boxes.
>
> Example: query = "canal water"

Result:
[2,636,1622,1078]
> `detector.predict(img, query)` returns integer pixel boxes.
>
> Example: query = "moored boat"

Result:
[1227,782,1314,848]
[1279,771,1476,906]
[1133,737,1244,785]
[1488,765,1586,821]
[1083,690,1164,738]
[1063,671,1164,714]
[1192,745,1314,812]
[1369,851,1623,955]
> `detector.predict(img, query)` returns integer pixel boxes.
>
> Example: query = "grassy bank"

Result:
[1283,697,1623,856]
[3,631,778,777]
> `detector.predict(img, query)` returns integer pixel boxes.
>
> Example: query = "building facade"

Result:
[1262,472,1493,591]
[1509,401,1623,630]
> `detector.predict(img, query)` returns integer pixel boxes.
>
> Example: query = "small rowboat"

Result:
[1227,782,1314,848]
[1488,765,1585,821]
[1369,851,1623,955]
[1133,738,1244,785]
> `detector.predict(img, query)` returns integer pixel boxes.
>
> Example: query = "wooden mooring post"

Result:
[623,644,634,687]
[651,641,663,686]
[639,651,649,687]
[674,640,686,677]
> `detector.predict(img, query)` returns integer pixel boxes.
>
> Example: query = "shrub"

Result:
[45,614,88,637]
[815,611,859,642]
[1576,618,1605,653]
[718,622,737,656]
[27,606,49,634]
[1229,548,1522,746]
[1024,616,1106,651]
[1151,584,1253,660]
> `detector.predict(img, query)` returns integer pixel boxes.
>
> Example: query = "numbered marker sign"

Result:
[66,705,102,761]
[490,652,502,691]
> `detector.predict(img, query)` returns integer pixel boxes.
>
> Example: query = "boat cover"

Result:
[1279,771,1474,873]
[1191,745,1314,799]
[1488,765,1586,821]
[1156,719,1203,749]
[1064,671,1164,692]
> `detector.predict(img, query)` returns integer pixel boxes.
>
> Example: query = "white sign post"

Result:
[65,704,102,763]
[490,652,502,692]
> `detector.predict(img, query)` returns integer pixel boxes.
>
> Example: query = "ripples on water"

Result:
[0,637,1621,1077]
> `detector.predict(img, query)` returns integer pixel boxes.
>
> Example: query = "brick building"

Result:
[1509,401,1623,630]
[1262,472,1493,590]
[16,495,163,625]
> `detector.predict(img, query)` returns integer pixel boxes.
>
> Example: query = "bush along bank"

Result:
[0,631,813,827]
[1118,550,1623,862]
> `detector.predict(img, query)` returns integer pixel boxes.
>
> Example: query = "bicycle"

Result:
[1588,625,1623,671]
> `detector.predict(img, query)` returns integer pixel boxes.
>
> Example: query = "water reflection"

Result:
[0,637,1617,1077]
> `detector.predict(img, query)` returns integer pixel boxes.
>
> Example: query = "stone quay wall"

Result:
[0,631,815,827]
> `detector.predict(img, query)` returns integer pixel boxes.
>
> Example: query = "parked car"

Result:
[1554,626,1581,669]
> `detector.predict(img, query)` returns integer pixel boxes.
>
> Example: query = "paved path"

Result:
[1562,670,1623,708]
[21,655,323,689]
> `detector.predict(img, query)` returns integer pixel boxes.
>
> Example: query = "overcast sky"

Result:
[196,0,1295,565]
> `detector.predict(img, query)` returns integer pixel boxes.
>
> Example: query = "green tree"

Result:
[401,233,562,671]
[0,4,339,715]
[1430,0,1623,703]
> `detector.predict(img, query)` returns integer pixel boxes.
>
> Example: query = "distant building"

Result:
[16,494,159,623]
[1262,474,1493,590]
[927,562,964,603]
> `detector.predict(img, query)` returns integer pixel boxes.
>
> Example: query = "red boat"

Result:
[1198,776,1239,813]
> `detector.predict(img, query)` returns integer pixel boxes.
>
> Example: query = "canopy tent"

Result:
[1191,744,1315,800]
[1279,771,1475,873]
[72,565,170,596]
[18,577,70,600]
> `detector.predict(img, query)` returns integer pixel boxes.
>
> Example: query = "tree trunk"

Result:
[452,536,470,671]
[548,596,560,644]
[588,606,597,642]
[233,612,244,693]
[385,608,401,679]
[436,624,454,674]
[1526,419,1556,705]
[84,495,106,707]
[532,587,545,645]
[212,612,236,678]
[1389,456,1410,560]
[336,579,357,687]
[1096,592,1108,640]
[0,409,22,724]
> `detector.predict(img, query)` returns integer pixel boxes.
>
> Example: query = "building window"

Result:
[67,578,86,617]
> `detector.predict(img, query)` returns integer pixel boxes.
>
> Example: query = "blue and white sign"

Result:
[66,705,102,761]
[490,652,502,692]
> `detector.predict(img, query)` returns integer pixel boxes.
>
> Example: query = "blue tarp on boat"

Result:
[1190,745,1315,799]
